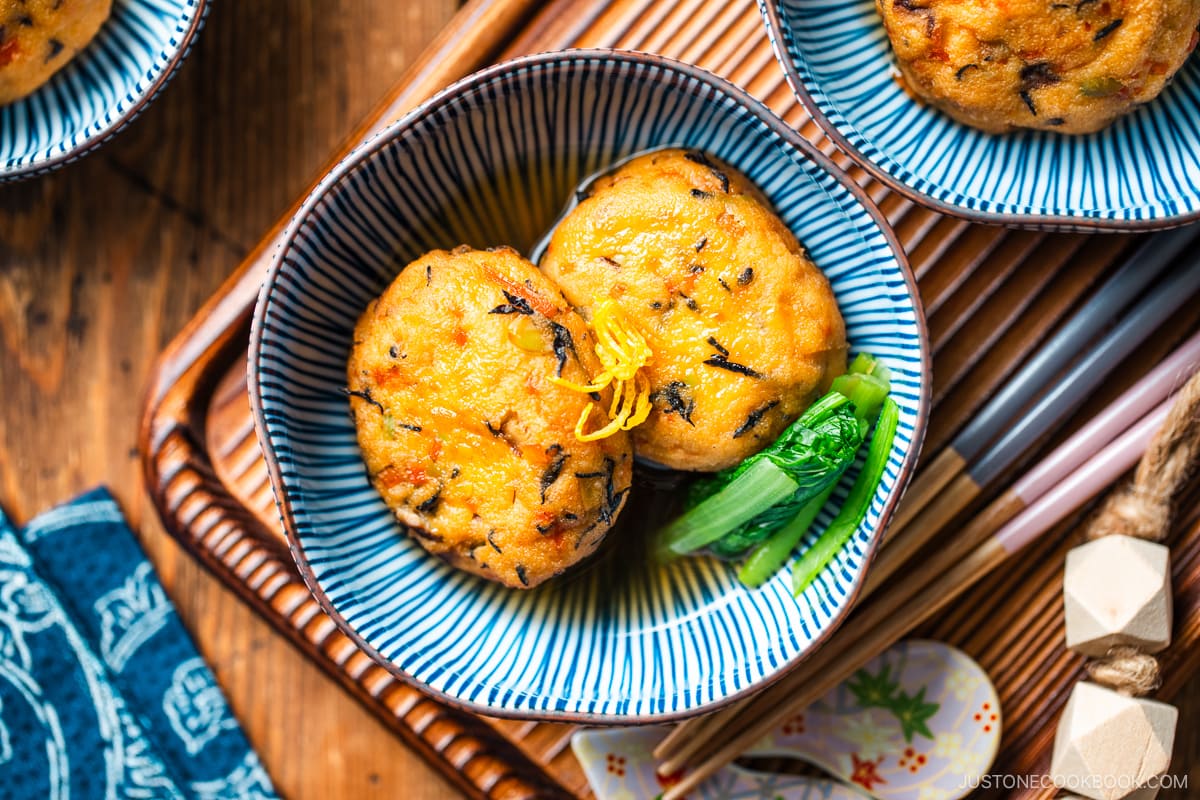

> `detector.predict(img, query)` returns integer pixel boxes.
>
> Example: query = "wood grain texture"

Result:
[3,2,1196,800]
[0,1,482,797]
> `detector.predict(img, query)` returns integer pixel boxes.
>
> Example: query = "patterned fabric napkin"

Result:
[0,488,277,799]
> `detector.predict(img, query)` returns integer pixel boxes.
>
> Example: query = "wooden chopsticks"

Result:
[862,230,1200,598]
[655,347,1200,799]
[890,226,1197,535]
[864,326,1200,597]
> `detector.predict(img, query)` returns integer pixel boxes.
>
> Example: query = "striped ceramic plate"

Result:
[1,0,208,181]
[249,50,930,722]
[761,0,1200,230]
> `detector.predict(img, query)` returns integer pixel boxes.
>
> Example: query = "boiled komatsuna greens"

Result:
[659,352,893,589]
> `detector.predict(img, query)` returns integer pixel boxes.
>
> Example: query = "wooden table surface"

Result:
[0,2,461,797]
[0,1,1196,798]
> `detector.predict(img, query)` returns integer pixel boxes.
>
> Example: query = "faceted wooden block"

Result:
[1064,535,1172,657]
[1051,682,1177,800]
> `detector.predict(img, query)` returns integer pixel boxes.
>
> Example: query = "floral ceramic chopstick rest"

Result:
[573,640,1001,800]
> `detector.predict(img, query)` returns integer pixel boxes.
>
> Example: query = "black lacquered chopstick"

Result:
[971,250,1200,484]
[957,225,1200,468]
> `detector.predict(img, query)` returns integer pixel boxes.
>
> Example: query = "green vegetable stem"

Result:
[735,355,892,585]
[791,397,900,596]
[737,482,838,588]
[660,353,893,560]
[659,391,863,556]
[709,353,891,560]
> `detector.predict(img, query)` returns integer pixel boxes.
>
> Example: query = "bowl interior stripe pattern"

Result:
[1,0,206,179]
[763,0,1200,228]
[251,51,928,721]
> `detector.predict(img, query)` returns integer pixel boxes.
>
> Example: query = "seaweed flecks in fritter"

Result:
[540,445,569,503]
[1094,18,1123,40]
[415,487,442,514]
[685,151,732,193]
[593,457,626,526]
[343,386,385,414]
[650,381,696,426]
[706,336,729,357]
[732,400,780,439]
[489,289,535,316]
[703,354,764,379]
[548,321,577,376]
[1020,62,1060,90]
[703,335,762,378]
[1020,89,1038,115]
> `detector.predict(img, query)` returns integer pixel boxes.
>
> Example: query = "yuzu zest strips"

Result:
[549,299,653,441]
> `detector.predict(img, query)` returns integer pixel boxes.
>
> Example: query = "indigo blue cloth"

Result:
[0,488,277,799]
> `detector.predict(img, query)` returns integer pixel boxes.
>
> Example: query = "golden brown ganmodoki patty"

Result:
[0,0,113,105]
[879,0,1200,134]
[539,150,847,473]
[348,246,633,589]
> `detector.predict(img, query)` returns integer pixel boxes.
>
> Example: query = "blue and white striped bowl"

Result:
[762,0,1200,230]
[249,50,930,722]
[1,0,208,181]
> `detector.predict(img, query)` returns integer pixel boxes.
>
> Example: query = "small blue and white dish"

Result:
[761,0,1200,231]
[249,50,930,722]
[0,0,208,181]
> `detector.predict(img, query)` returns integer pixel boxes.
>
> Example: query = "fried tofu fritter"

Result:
[879,0,1200,133]
[540,150,848,473]
[0,0,113,105]
[348,246,633,589]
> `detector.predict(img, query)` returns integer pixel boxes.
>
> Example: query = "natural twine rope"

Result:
[1080,368,1200,696]
[1087,369,1200,543]
[1087,647,1162,696]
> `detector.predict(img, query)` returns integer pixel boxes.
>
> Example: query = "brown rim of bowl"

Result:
[759,0,1200,233]
[247,47,932,725]
[1,0,209,183]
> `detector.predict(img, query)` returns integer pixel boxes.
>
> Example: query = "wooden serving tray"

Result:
[139,0,1200,797]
